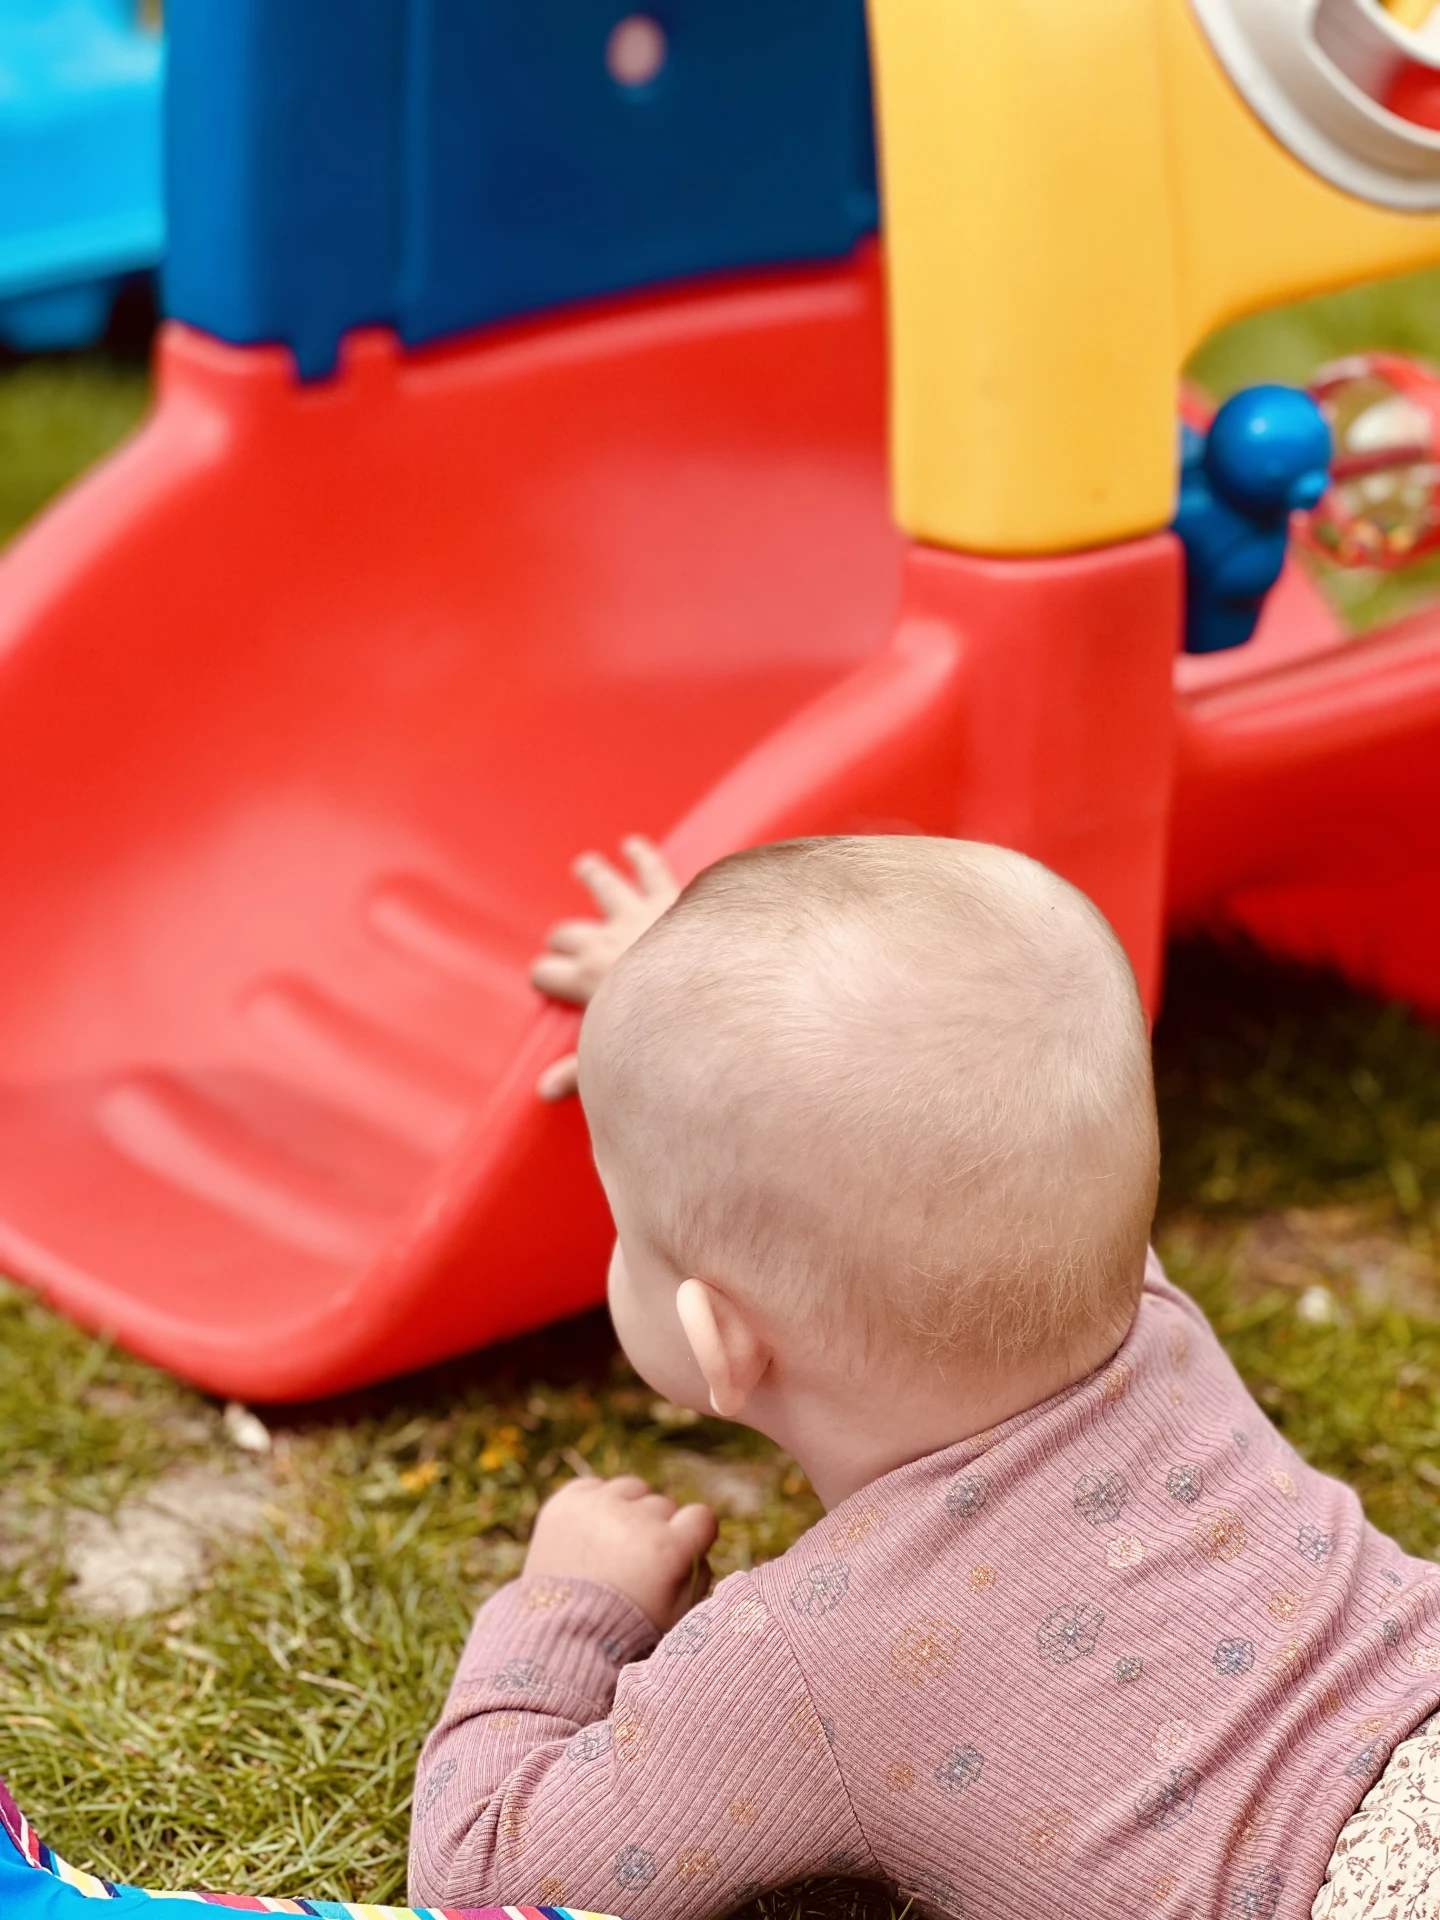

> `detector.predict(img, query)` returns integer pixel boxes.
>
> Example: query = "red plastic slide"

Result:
[2,247,1440,1401]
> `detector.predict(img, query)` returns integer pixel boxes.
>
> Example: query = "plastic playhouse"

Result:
[0,0,163,352]
[4,0,1440,1403]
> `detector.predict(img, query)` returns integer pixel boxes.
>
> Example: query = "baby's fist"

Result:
[523,1475,717,1632]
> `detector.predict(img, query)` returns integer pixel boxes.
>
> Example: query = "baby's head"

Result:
[578,837,1158,1445]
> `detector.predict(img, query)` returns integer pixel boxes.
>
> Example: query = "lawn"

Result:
[0,354,148,550]
[3,280,1440,1919]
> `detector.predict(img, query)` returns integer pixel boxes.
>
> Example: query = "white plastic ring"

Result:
[1188,0,1440,209]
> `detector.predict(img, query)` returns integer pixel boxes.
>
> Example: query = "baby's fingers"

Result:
[669,1501,719,1560]
[605,1476,656,1503]
[544,920,597,956]
[574,851,640,917]
[623,836,680,903]
[537,1052,580,1101]
[530,953,588,1004]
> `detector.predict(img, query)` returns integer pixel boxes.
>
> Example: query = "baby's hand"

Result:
[522,1475,717,1632]
[531,837,680,1101]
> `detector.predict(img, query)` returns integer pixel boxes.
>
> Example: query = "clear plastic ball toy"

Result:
[1300,352,1440,570]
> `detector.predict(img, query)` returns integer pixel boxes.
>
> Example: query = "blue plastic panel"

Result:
[0,0,164,349]
[164,0,877,381]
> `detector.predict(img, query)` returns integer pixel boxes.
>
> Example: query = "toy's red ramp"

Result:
[0,251,954,1400]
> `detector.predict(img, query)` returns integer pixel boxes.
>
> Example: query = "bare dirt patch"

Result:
[65,1465,276,1618]
[658,1449,778,1518]
[1160,1206,1439,1315]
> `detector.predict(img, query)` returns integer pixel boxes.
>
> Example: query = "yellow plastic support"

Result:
[869,0,1440,556]
[1384,0,1438,30]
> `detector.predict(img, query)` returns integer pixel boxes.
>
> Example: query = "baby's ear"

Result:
[675,1278,768,1418]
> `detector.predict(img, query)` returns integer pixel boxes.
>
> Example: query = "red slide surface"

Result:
[0,250,919,1398]
[2,245,1440,1400]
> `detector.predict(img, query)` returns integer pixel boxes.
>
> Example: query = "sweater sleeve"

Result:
[408,1570,870,1918]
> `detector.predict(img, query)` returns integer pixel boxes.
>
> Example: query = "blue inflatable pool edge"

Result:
[0,0,164,352]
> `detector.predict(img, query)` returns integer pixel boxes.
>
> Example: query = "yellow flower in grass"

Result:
[479,1425,525,1472]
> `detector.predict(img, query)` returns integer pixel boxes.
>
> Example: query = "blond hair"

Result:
[581,837,1158,1372]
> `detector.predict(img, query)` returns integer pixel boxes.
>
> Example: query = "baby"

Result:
[409,835,1440,1920]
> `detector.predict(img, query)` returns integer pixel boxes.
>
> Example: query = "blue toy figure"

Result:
[1173,384,1333,655]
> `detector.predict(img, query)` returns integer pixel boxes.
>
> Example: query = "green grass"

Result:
[0,356,148,548]
[1185,264,1440,400]
[0,1300,821,1902]
[4,316,1440,1919]
[1156,944,1440,1558]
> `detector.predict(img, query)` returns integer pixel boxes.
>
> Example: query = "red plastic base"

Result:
[1173,563,1440,1012]
[2,246,1439,1399]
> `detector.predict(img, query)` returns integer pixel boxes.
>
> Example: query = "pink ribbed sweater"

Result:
[409,1256,1440,1920]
